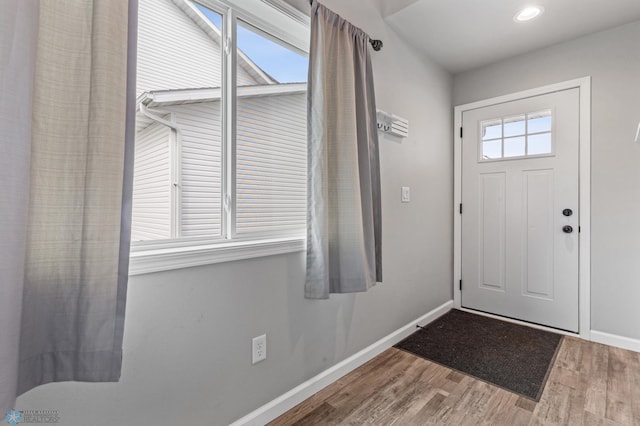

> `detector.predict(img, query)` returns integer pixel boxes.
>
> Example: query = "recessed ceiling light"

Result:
[514,6,543,22]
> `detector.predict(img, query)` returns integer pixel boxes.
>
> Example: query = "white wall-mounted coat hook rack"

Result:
[376,110,409,138]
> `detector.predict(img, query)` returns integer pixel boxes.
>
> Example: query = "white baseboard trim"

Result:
[590,330,640,353]
[230,300,454,426]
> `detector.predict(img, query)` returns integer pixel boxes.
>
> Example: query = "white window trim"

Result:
[130,0,309,275]
[129,236,305,275]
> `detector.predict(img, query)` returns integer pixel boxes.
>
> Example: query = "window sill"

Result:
[128,236,305,276]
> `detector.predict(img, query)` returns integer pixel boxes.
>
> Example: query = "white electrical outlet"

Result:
[401,186,410,203]
[252,334,266,364]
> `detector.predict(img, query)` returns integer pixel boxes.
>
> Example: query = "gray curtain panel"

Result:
[0,0,39,415]
[306,1,382,299]
[0,0,136,412]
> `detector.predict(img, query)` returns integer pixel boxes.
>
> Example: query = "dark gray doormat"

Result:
[394,309,563,401]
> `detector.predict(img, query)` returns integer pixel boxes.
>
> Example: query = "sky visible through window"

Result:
[481,112,552,159]
[197,5,308,83]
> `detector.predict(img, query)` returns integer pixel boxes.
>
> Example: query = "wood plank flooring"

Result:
[269,337,640,425]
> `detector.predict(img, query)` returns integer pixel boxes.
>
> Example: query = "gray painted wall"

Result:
[16,0,454,424]
[453,21,640,340]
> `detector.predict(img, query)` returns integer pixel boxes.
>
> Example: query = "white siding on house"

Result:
[131,122,172,241]
[236,92,307,235]
[143,91,307,239]
[170,102,224,238]
[137,0,259,97]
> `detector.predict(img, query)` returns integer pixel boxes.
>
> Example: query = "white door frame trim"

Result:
[453,77,591,339]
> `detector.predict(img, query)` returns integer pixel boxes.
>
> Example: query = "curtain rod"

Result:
[308,0,383,51]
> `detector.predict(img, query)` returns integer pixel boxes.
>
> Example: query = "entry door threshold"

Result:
[458,307,579,337]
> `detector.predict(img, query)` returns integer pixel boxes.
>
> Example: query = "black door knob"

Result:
[562,225,573,234]
[562,209,573,217]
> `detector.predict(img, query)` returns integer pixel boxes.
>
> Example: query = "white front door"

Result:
[461,88,580,332]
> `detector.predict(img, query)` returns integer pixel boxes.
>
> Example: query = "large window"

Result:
[131,0,309,272]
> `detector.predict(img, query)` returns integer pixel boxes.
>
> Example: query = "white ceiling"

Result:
[374,0,420,18]
[384,0,640,74]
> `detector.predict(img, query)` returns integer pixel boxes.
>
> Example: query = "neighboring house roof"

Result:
[136,0,306,131]
[139,83,307,107]
[171,0,277,85]
[136,83,307,131]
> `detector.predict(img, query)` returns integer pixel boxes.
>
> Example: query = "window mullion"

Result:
[222,8,238,240]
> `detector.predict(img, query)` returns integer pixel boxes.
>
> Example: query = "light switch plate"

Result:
[401,186,410,203]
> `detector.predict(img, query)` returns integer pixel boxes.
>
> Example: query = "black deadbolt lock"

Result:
[562,209,573,217]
